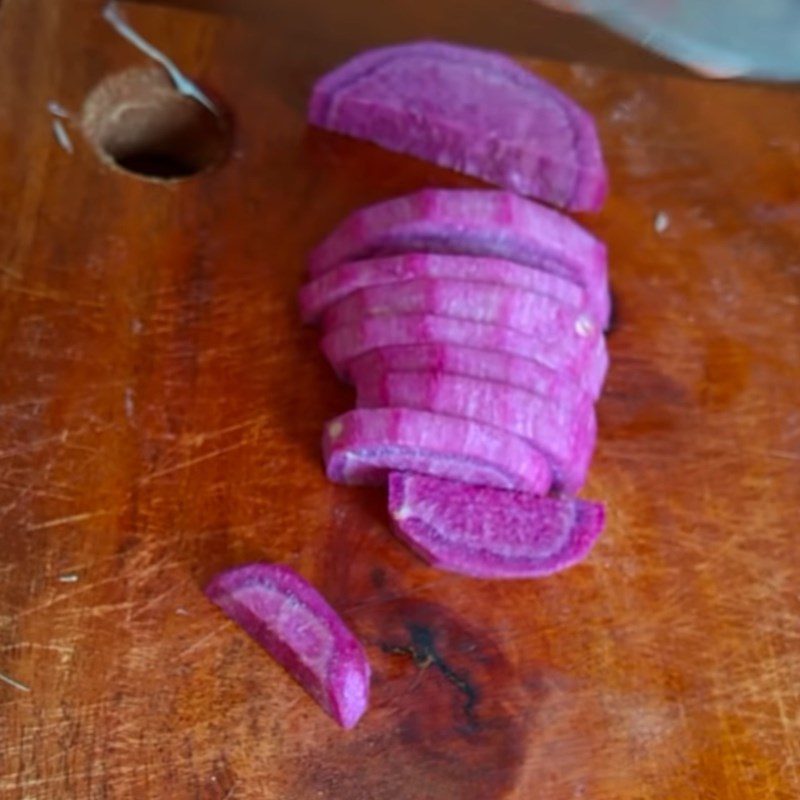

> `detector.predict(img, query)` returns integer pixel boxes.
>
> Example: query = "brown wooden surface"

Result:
[2,1,800,798]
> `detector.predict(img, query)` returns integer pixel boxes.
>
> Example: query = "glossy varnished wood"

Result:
[1,1,798,798]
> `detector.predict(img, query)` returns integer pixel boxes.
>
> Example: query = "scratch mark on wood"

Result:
[28,510,109,531]
[16,574,125,619]
[0,763,144,790]
[0,642,74,656]
[0,283,103,308]
[0,432,77,462]
[124,387,135,422]
[140,440,248,483]
[178,621,229,659]
[81,601,137,617]
[0,480,72,503]
[129,583,182,619]
[0,669,30,692]
[765,450,800,462]
[183,415,267,446]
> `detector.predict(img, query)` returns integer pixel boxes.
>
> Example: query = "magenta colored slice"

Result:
[347,343,592,413]
[204,563,370,729]
[299,253,588,325]
[323,408,552,493]
[307,189,610,327]
[388,473,605,578]
[321,314,608,399]
[309,41,607,211]
[356,370,596,492]
[307,190,603,280]
[320,279,600,353]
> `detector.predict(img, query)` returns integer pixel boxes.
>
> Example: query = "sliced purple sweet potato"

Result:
[323,407,552,494]
[299,252,588,325]
[320,278,600,351]
[321,314,608,399]
[307,189,610,327]
[388,473,605,578]
[309,41,607,211]
[347,343,593,413]
[307,189,604,280]
[204,563,370,729]
[356,370,595,492]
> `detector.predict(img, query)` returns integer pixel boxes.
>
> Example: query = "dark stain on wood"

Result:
[288,596,531,800]
[381,621,481,730]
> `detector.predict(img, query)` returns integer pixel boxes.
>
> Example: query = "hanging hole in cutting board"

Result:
[81,66,230,180]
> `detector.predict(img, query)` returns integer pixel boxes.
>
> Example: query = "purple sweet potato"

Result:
[347,343,593,413]
[321,314,608,399]
[320,278,600,352]
[323,407,552,493]
[356,370,596,492]
[309,41,607,211]
[299,253,589,325]
[204,563,370,729]
[388,473,605,578]
[307,189,610,327]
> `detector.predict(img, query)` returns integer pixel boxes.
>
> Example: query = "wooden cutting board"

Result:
[1,2,798,798]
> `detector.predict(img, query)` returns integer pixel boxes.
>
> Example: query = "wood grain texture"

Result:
[1,1,799,798]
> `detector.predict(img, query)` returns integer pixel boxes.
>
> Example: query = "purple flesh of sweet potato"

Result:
[356,370,596,492]
[299,253,589,325]
[323,407,552,493]
[309,42,607,211]
[346,343,593,413]
[307,189,609,327]
[320,278,599,351]
[321,313,608,399]
[204,563,370,729]
[388,473,605,578]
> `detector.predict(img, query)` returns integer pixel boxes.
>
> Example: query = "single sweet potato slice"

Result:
[309,41,607,211]
[388,473,605,578]
[204,563,370,729]
[321,314,608,399]
[299,252,588,325]
[323,408,552,494]
[347,343,593,413]
[356,370,596,492]
[307,189,610,327]
[320,279,600,354]
[307,190,604,279]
